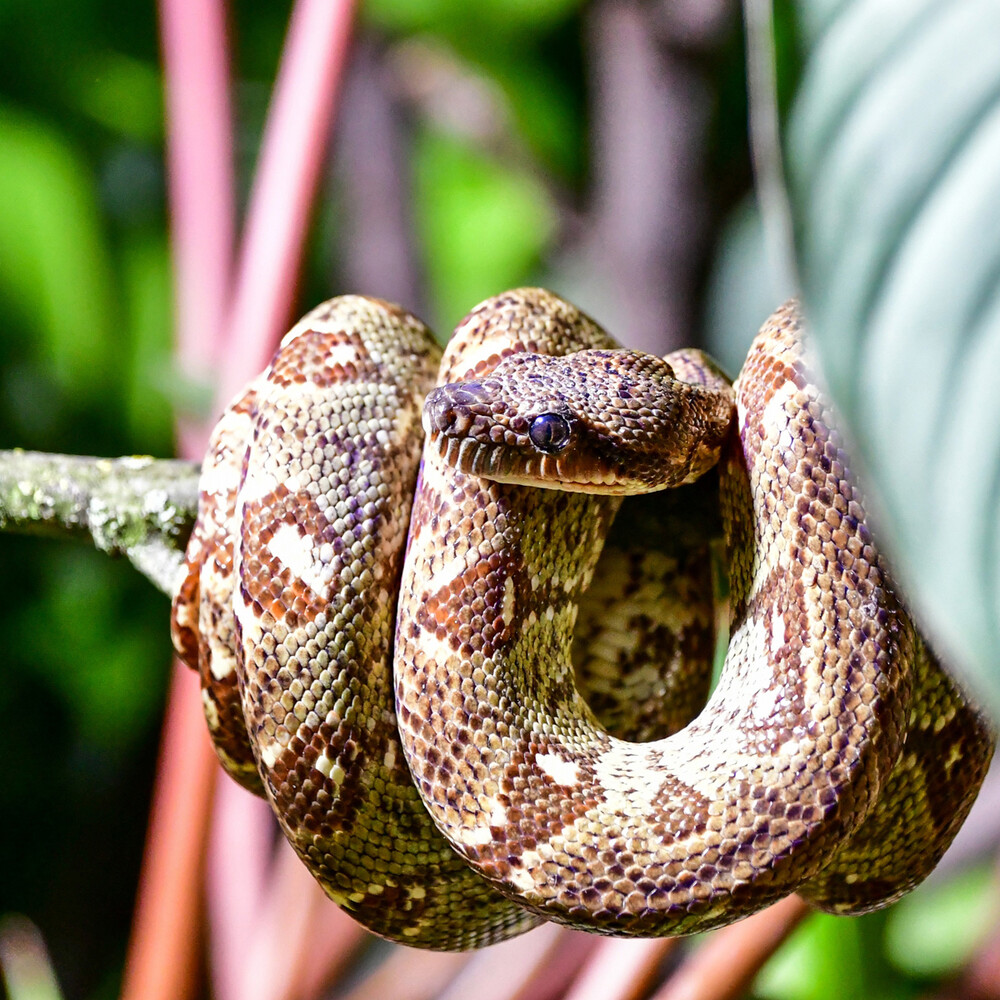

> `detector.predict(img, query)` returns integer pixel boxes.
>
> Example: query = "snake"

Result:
[171,288,994,949]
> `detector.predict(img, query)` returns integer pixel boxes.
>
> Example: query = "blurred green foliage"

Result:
[0,6,174,1000]
[755,865,997,1000]
[0,2,994,999]
[413,128,556,331]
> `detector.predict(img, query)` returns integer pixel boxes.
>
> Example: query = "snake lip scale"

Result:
[173,289,994,949]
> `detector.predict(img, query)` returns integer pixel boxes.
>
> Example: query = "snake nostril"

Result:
[427,391,455,433]
[427,389,475,437]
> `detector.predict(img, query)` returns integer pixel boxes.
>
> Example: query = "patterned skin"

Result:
[398,294,994,936]
[173,290,994,948]
[172,297,536,948]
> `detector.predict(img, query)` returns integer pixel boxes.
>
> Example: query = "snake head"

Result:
[423,349,734,495]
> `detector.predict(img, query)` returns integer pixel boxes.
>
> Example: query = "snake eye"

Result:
[528,412,571,453]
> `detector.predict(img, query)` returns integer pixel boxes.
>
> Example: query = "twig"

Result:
[0,449,198,596]
[650,895,811,1000]
[585,0,710,355]
[0,450,212,1000]
[334,40,426,318]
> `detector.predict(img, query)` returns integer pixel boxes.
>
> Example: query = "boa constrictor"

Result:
[171,289,994,950]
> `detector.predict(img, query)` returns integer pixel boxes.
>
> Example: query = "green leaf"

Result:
[412,127,556,333]
[68,51,164,144]
[786,0,1000,710]
[0,103,118,403]
[754,913,866,1000]
[364,0,582,36]
[884,864,996,978]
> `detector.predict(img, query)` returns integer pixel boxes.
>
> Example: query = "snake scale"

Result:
[171,289,995,949]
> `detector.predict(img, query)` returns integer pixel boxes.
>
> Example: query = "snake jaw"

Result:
[427,427,640,496]
[424,380,572,481]
[424,360,728,495]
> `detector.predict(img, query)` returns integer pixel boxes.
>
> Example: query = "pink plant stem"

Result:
[516,932,601,1000]
[562,937,675,1000]
[122,4,236,1000]
[220,0,359,408]
[436,925,567,1000]
[160,0,236,456]
[241,840,370,1000]
[650,895,811,1000]
[205,782,275,1000]
[144,2,361,997]
[337,948,471,1000]
[119,667,217,1000]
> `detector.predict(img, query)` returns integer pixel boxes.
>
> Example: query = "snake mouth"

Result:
[428,426,630,494]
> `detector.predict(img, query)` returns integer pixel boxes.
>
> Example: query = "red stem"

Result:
[650,896,811,1000]
[220,0,360,408]
[122,3,236,999]
[119,667,217,1000]
[204,782,275,1000]
[562,937,675,1000]
[202,3,362,995]
[160,0,236,457]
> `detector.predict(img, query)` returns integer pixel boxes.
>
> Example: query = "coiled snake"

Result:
[171,289,994,950]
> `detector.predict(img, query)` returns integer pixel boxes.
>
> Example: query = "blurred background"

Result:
[1,1,998,999]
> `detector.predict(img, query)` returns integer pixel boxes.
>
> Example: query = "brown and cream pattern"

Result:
[397,293,994,936]
[173,290,994,949]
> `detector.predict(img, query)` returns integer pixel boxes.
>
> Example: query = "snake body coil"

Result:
[173,290,994,949]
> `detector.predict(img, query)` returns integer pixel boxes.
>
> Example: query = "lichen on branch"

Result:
[0,449,199,597]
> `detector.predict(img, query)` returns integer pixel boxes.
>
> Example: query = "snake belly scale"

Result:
[172,289,994,948]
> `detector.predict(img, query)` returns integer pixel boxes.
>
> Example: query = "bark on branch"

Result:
[0,449,199,597]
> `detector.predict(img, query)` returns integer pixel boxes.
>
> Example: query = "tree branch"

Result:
[0,449,199,597]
